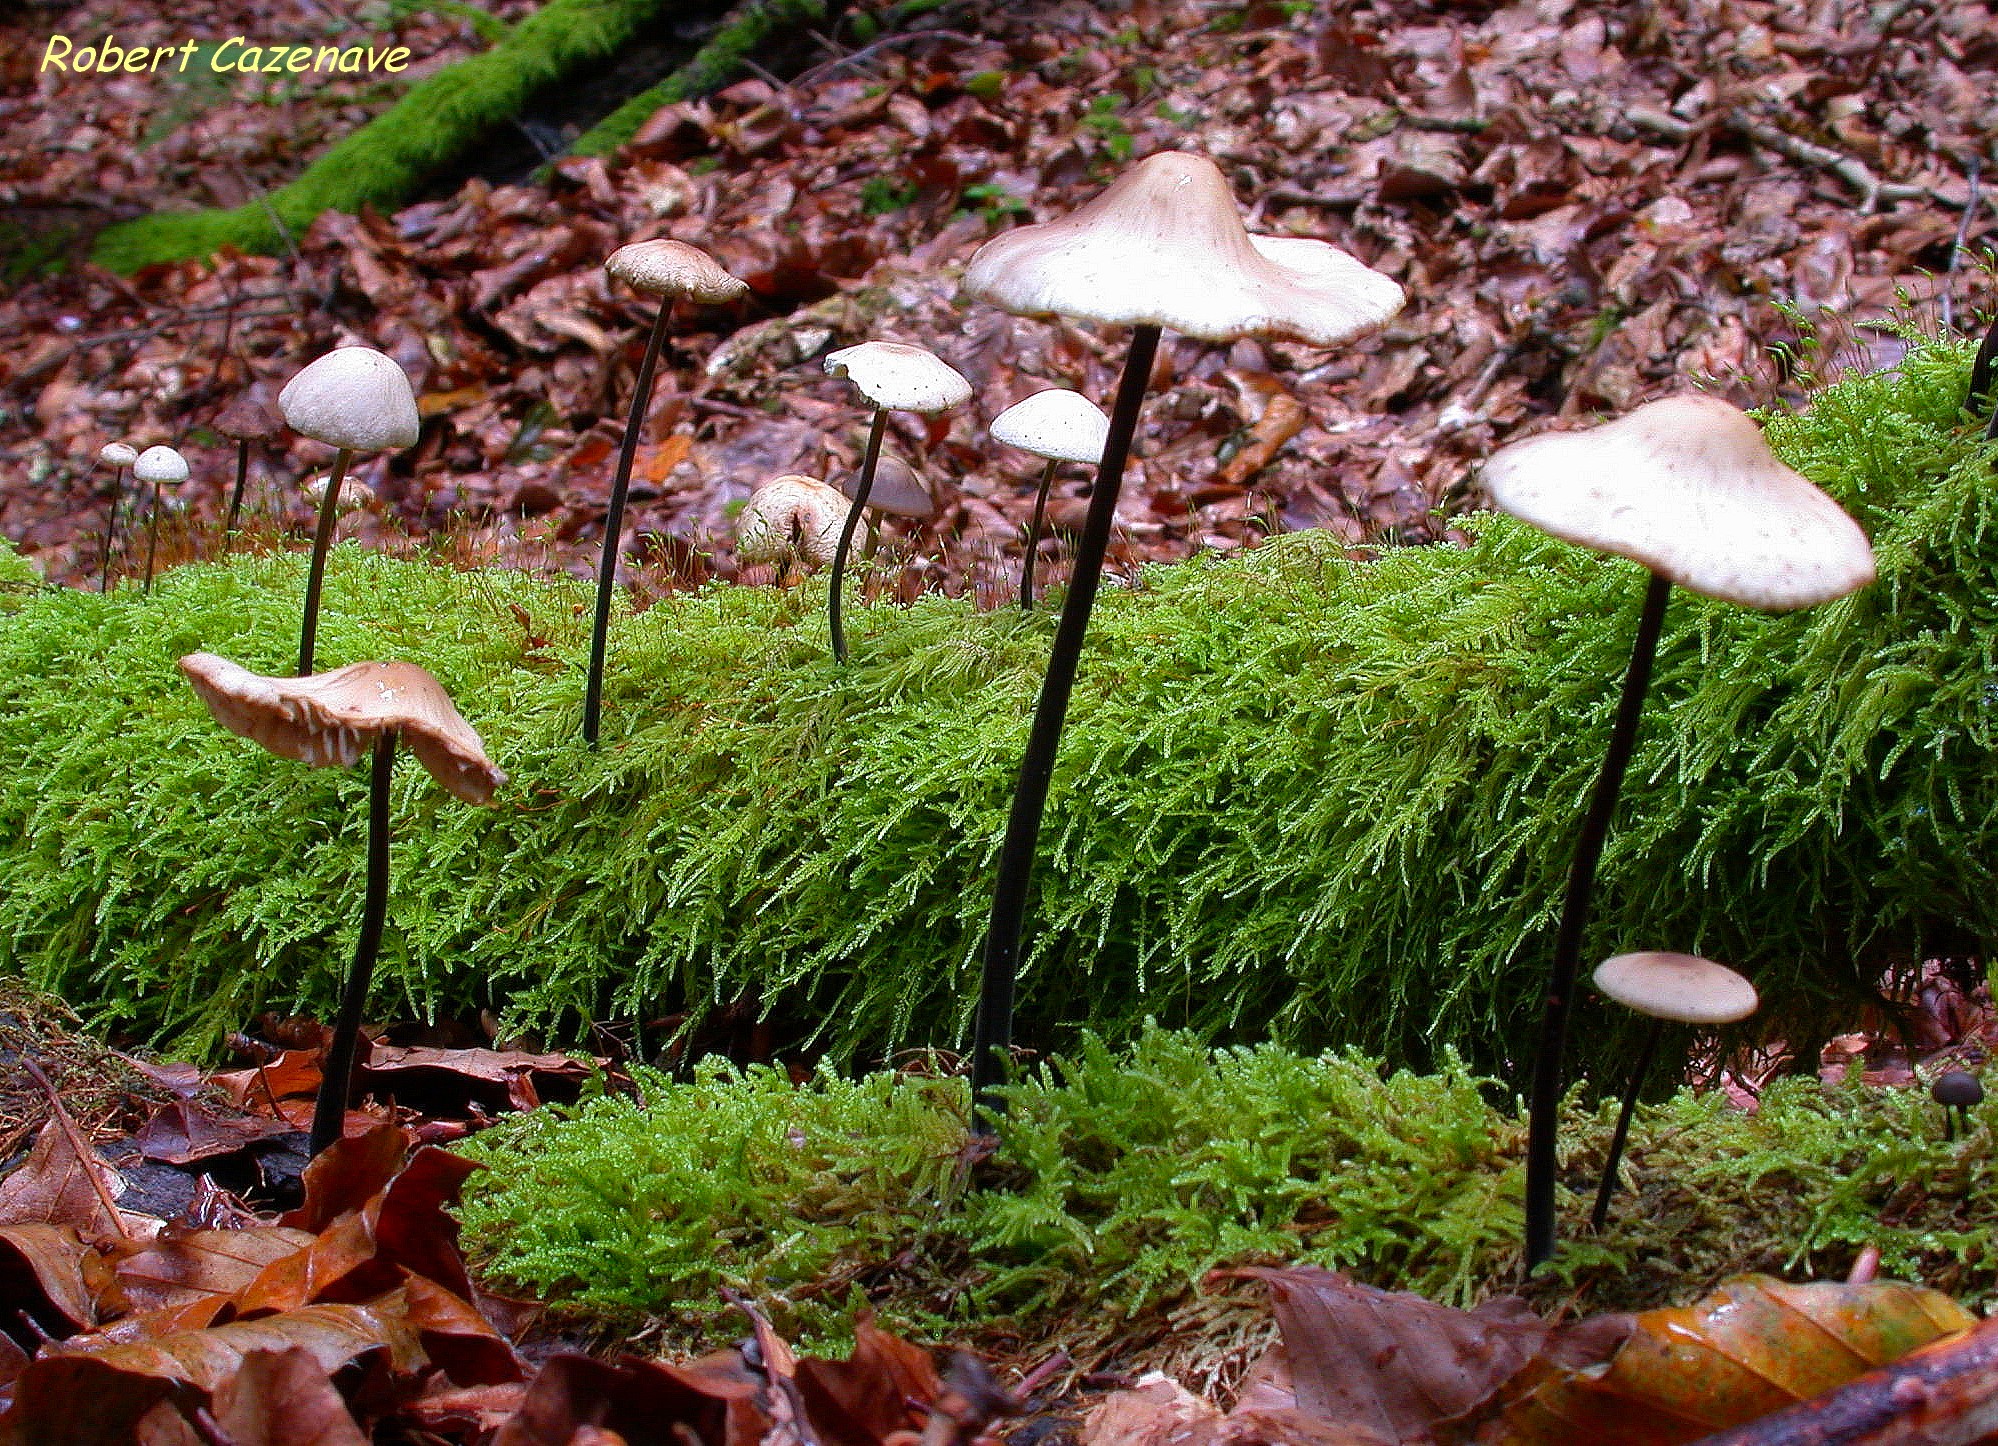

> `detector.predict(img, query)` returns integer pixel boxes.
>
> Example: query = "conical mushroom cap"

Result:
[134,446,189,484]
[1481,395,1876,611]
[990,389,1110,465]
[736,475,848,568]
[825,342,973,414]
[179,652,505,804]
[214,387,283,441]
[1593,951,1759,1025]
[961,150,1405,345]
[605,238,750,304]
[834,453,934,518]
[278,347,420,454]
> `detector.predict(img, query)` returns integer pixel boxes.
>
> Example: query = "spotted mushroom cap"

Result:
[834,453,934,519]
[100,442,139,468]
[990,389,1111,466]
[133,446,190,485]
[961,150,1405,346]
[1593,951,1759,1025]
[736,474,848,569]
[824,342,973,415]
[1481,395,1876,611]
[278,347,420,454]
[605,239,750,304]
[179,652,505,805]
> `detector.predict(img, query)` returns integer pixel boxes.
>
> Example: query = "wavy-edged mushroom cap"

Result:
[278,347,420,454]
[1593,951,1759,1025]
[214,387,283,442]
[1482,396,1876,611]
[134,446,190,485]
[736,474,848,568]
[824,342,972,415]
[100,442,139,468]
[605,238,750,304]
[961,150,1406,346]
[179,652,505,805]
[305,476,378,512]
[991,389,1111,465]
[834,453,934,518]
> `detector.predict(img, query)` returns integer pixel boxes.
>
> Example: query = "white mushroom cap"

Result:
[990,389,1111,465]
[100,442,139,468]
[179,652,505,805]
[1593,951,1759,1025]
[133,446,189,484]
[605,238,750,304]
[304,476,378,511]
[824,342,973,414]
[1481,395,1876,611]
[961,150,1405,346]
[736,475,848,569]
[834,453,934,518]
[278,347,421,454]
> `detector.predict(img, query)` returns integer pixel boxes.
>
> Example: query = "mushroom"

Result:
[957,150,1404,1117]
[214,385,283,542]
[989,389,1110,609]
[835,451,935,565]
[278,347,420,675]
[304,476,378,516]
[179,652,503,1155]
[134,445,190,594]
[822,342,972,663]
[1932,1069,1984,1142]
[95,442,138,593]
[1587,951,1758,1231]
[736,474,848,583]
[1486,394,1878,1271]
[585,239,749,747]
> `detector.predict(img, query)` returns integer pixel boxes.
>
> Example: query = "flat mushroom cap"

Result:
[605,239,750,304]
[100,442,139,467]
[961,150,1406,346]
[825,342,973,414]
[278,347,421,454]
[990,389,1110,465]
[736,474,848,568]
[1593,951,1759,1025]
[134,446,189,484]
[179,652,506,805]
[1482,395,1876,611]
[834,453,934,518]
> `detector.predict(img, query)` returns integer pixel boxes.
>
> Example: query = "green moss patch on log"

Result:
[0,336,1992,1074]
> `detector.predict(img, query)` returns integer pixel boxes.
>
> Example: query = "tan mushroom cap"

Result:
[834,452,934,518]
[100,442,139,468]
[605,239,750,304]
[1482,395,1876,611]
[304,476,378,512]
[825,342,973,414]
[179,652,505,805]
[961,150,1406,346]
[278,347,421,454]
[736,474,848,569]
[990,389,1110,465]
[1593,951,1759,1025]
[214,388,283,441]
[133,446,189,484]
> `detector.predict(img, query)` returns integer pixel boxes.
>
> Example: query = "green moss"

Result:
[0,536,43,610]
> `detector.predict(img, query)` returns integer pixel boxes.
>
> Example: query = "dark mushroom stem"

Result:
[1019,459,1060,610]
[297,446,355,676]
[1589,1016,1662,1232]
[142,475,167,594]
[828,409,889,664]
[225,438,251,541]
[970,322,1162,1122]
[97,465,128,594]
[583,300,674,747]
[309,728,396,1157]
[1523,568,1673,1272]
[1968,313,1998,427]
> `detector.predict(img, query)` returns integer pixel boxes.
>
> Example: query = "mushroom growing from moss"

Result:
[214,385,282,542]
[1485,394,1878,1271]
[1933,1069,1984,1142]
[1588,951,1758,1230]
[278,347,420,676]
[179,652,503,1156]
[736,473,848,583]
[989,389,1110,609]
[822,342,971,663]
[958,150,1404,1117]
[95,442,138,593]
[585,239,749,748]
[135,445,190,594]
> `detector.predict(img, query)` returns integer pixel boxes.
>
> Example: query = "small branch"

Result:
[22,1058,135,1248]
[1629,106,1955,212]
[1942,157,1983,333]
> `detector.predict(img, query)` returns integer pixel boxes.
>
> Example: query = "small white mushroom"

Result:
[134,445,191,594]
[990,390,1111,609]
[737,474,848,575]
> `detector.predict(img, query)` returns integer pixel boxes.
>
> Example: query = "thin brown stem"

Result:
[297,447,353,675]
[829,408,888,664]
[1020,459,1059,609]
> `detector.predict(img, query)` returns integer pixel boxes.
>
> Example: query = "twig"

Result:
[789,28,980,90]
[1628,106,1956,212]
[21,1057,136,1248]
[1942,156,1983,333]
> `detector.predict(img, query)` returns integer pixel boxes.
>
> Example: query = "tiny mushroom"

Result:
[1932,1069,1984,1142]
[1588,951,1758,1231]
[1492,394,1877,1271]
[989,389,1110,609]
[134,445,190,594]
[179,651,503,1155]
[822,341,971,663]
[833,452,937,580]
[736,474,848,581]
[96,441,139,593]
[585,239,750,747]
[278,347,420,675]
[214,385,283,540]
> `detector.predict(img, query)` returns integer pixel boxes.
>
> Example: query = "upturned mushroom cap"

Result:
[179,652,505,805]
[278,347,421,454]
[133,446,189,484]
[100,442,139,468]
[825,342,973,414]
[834,453,934,518]
[736,474,848,568]
[1593,951,1759,1025]
[961,150,1406,346]
[990,389,1111,465]
[605,238,750,304]
[1481,395,1876,611]
[214,387,283,441]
